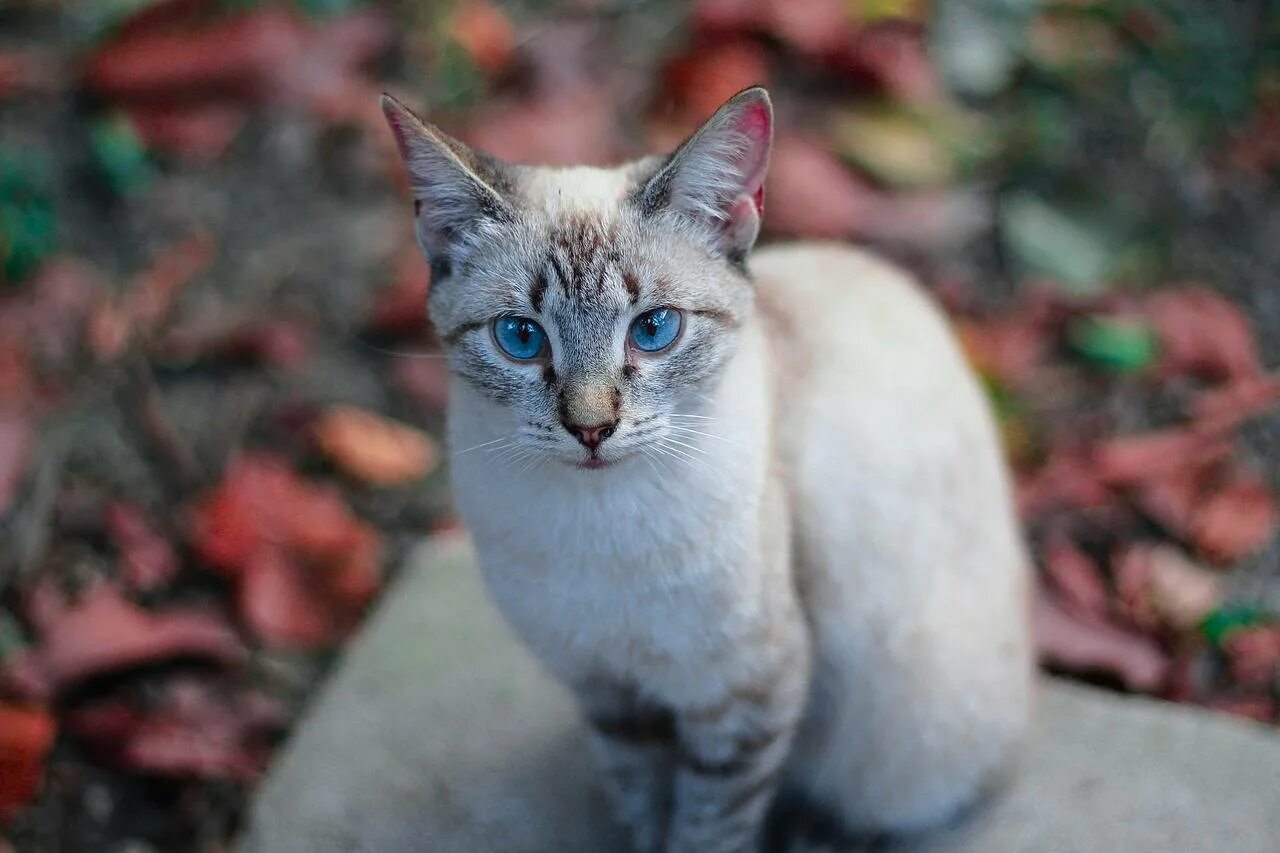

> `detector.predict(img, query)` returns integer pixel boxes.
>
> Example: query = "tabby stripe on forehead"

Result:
[622,271,641,304]
[547,250,571,295]
[530,270,549,313]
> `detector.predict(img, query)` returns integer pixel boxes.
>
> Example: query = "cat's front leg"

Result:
[577,680,677,853]
[666,638,809,853]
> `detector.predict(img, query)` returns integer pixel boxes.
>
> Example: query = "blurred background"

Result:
[0,0,1277,849]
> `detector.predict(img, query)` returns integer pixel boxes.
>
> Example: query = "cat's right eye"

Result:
[492,316,548,361]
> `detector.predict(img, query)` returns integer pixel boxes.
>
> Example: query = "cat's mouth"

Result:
[578,456,609,470]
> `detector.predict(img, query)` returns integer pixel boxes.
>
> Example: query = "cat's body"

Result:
[384,89,1032,853]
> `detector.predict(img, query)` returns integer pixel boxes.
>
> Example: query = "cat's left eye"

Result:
[629,308,682,353]
[493,316,548,360]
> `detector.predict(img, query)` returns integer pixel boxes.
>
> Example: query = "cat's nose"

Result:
[564,420,618,450]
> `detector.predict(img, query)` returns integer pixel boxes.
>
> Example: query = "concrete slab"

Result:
[239,536,1280,853]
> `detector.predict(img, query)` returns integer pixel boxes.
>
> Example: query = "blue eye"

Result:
[629,308,682,353]
[492,316,547,360]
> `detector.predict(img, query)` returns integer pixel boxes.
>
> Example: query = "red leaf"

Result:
[187,454,383,647]
[1144,288,1262,383]
[238,548,332,649]
[104,501,180,593]
[828,21,941,102]
[5,583,245,700]
[764,135,874,238]
[448,0,516,75]
[89,233,215,361]
[67,678,284,780]
[1189,470,1278,564]
[1033,587,1169,692]
[0,703,56,823]
[660,39,772,127]
[1191,373,1280,434]
[1042,534,1110,620]
[0,410,32,516]
[123,101,248,161]
[1015,446,1113,520]
[1204,695,1277,724]
[1094,427,1231,486]
[1223,627,1280,689]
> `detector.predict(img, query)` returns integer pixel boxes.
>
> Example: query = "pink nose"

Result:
[565,421,617,450]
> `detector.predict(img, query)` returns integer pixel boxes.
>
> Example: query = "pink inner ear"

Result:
[733,99,772,215]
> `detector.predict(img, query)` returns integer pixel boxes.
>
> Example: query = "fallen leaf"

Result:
[1144,288,1262,383]
[764,135,874,238]
[67,678,285,780]
[103,501,179,593]
[1190,470,1278,564]
[1094,427,1231,486]
[1042,533,1109,620]
[448,0,516,75]
[238,547,333,648]
[830,104,956,188]
[1033,587,1169,692]
[314,406,437,486]
[187,454,383,647]
[89,232,215,361]
[1066,313,1157,373]
[1114,543,1222,632]
[1203,695,1276,723]
[0,410,32,515]
[659,39,772,131]
[1222,626,1280,689]
[0,703,56,823]
[1191,374,1280,433]
[5,582,245,700]
[829,20,940,102]
[1015,446,1113,520]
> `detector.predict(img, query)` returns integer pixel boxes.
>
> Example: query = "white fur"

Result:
[449,241,1033,837]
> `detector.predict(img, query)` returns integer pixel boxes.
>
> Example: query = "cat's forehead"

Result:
[518,166,636,220]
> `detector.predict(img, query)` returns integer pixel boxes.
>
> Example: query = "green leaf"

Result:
[999,190,1160,294]
[89,113,155,198]
[0,149,57,285]
[1200,605,1266,646]
[1067,314,1157,373]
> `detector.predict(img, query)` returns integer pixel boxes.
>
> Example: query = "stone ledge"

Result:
[239,536,1280,853]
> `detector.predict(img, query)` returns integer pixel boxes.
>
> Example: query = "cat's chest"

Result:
[456,460,760,691]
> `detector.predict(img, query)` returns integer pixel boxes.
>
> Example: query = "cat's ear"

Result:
[637,86,772,258]
[381,94,515,261]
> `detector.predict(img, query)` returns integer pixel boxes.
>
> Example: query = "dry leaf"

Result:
[313,406,437,486]
[1145,288,1262,383]
[0,703,56,823]
[1190,471,1279,564]
[1033,587,1169,692]
[5,583,246,700]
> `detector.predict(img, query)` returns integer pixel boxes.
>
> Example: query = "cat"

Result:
[382,86,1032,853]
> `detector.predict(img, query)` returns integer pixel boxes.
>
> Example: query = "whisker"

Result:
[453,436,514,456]
[666,425,743,448]
[355,339,449,359]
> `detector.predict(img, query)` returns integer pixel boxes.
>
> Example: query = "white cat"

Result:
[383,86,1032,853]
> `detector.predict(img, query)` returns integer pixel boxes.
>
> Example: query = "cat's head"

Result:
[382,87,772,470]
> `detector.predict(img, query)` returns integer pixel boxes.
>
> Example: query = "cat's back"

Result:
[749,241,983,425]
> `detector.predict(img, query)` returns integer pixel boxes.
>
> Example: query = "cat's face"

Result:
[383,88,772,470]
